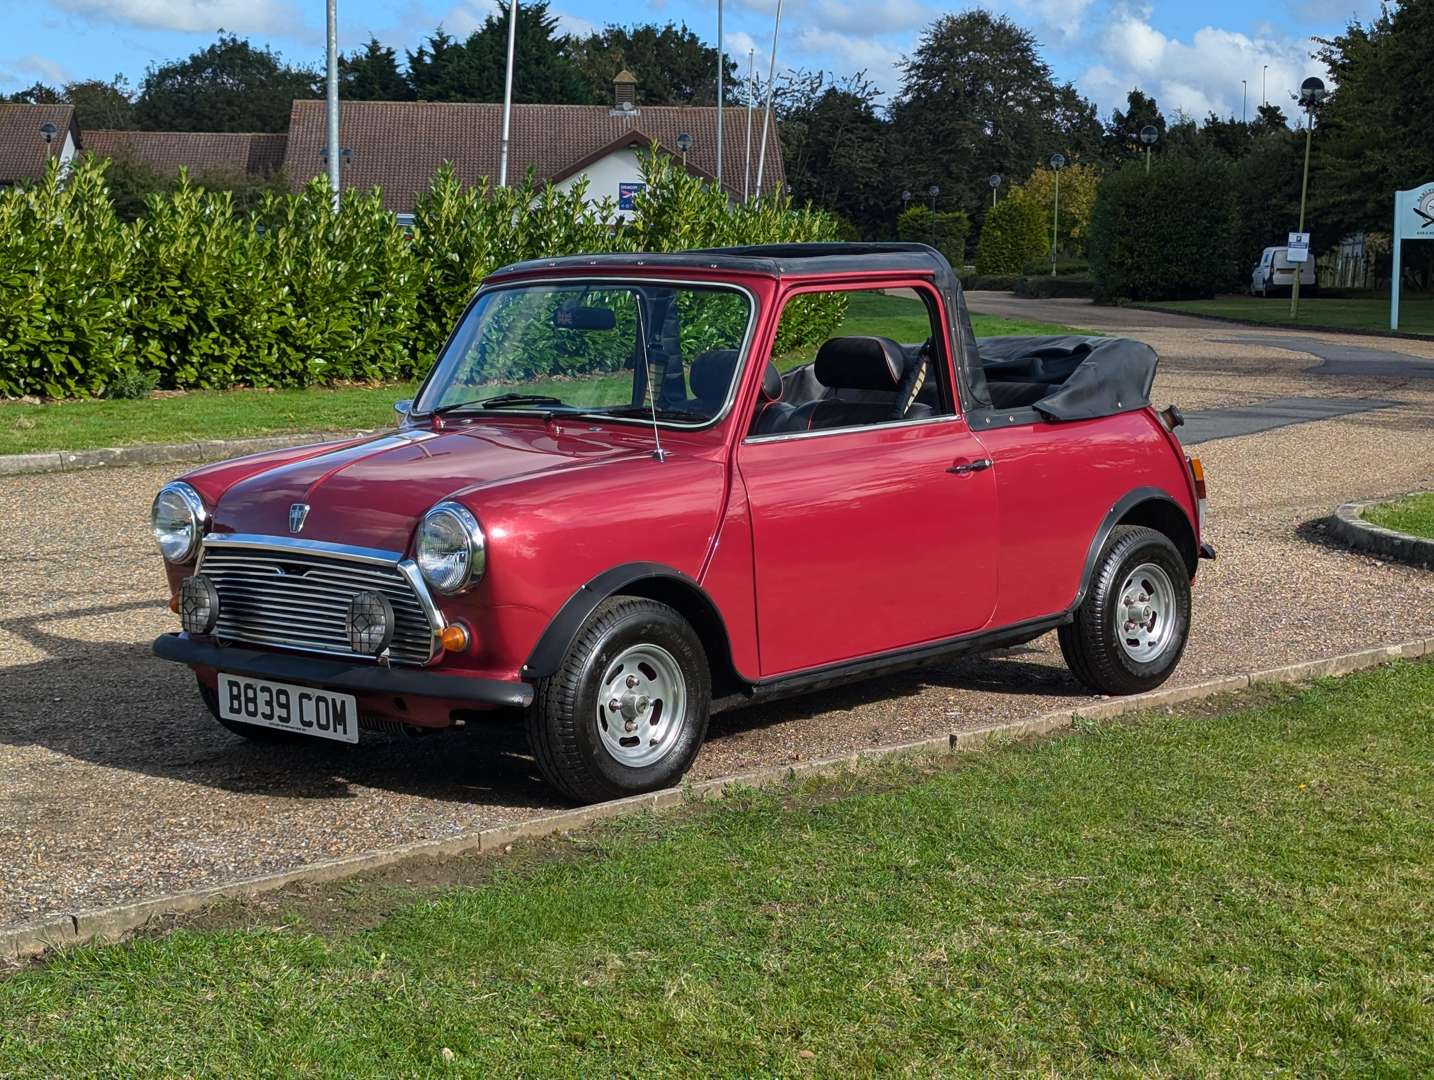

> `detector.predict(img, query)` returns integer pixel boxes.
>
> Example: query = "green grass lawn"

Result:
[0,298,1079,455]
[1364,492,1434,539]
[1140,294,1434,337]
[4,660,1433,1076]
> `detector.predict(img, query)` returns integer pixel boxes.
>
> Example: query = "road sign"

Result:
[1392,182,1434,330]
[1286,232,1311,263]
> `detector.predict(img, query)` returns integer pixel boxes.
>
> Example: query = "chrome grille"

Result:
[198,539,438,666]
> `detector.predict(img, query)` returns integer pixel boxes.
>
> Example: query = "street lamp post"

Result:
[1289,76,1327,320]
[989,173,1001,207]
[38,122,56,146]
[1139,125,1158,174]
[1049,153,1065,276]
[677,132,692,168]
[928,184,940,211]
[901,189,912,213]
[498,0,518,186]
[1262,65,1268,106]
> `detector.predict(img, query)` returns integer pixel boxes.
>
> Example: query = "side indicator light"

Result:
[1188,457,1207,500]
[440,623,471,653]
[168,595,180,613]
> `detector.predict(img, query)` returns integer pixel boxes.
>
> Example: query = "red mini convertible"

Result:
[151,244,1212,802]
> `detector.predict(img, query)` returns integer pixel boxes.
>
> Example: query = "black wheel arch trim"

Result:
[523,562,738,681]
[1070,486,1198,611]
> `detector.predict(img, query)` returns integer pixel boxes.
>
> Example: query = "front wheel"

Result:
[1059,525,1191,695]
[526,596,711,803]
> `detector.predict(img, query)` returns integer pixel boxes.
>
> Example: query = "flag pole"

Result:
[325,0,340,209]
[498,0,518,186]
[755,0,784,195]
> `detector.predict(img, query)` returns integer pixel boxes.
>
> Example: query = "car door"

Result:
[735,284,999,677]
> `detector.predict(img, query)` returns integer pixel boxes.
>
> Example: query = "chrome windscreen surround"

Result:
[195,534,446,666]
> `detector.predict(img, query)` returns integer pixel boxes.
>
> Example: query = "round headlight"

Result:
[416,501,485,595]
[151,482,207,563]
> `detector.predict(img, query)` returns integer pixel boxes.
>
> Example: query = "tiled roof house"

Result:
[82,131,287,177]
[0,103,80,186]
[283,81,785,212]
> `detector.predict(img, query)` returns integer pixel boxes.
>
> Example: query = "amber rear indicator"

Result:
[168,594,180,613]
[440,623,470,653]
[1188,456,1207,500]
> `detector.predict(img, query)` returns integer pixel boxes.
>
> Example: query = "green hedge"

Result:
[1088,158,1237,301]
[0,154,840,399]
[896,206,970,269]
[974,193,1048,276]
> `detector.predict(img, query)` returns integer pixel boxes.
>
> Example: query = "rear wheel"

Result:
[198,678,305,743]
[1059,525,1191,695]
[526,596,711,804]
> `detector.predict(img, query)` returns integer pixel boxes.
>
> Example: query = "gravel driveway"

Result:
[3,305,1433,928]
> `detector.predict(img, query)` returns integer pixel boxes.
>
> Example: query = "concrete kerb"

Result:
[0,432,368,478]
[1328,498,1434,569]
[4,636,1433,963]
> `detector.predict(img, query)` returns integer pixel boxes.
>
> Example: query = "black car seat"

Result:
[784,336,935,432]
[750,362,795,435]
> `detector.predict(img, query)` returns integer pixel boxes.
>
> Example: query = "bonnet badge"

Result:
[289,503,310,534]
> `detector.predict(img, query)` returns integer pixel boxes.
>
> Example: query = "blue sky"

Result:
[0,0,1382,122]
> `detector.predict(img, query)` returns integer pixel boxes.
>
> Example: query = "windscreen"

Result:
[415,282,753,425]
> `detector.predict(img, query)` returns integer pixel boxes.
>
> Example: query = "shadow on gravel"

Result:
[1,605,1084,806]
[0,602,554,812]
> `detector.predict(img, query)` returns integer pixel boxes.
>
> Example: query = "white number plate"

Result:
[217,674,359,743]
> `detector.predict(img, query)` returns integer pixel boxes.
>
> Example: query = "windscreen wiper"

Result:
[589,404,709,422]
[430,393,568,416]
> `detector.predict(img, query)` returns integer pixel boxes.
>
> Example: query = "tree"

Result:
[1104,89,1165,162]
[64,77,135,129]
[407,4,592,103]
[5,82,61,104]
[134,34,318,132]
[341,37,413,101]
[889,12,1099,219]
[567,23,737,105]
[1314,0,1434,287]
[1017,163,1101,257]
[778,71,890,238]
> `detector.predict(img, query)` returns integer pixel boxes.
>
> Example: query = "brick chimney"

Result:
[613,70,638,113]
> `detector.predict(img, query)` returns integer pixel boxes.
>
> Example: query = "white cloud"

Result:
[438,1,592,39]
[50,0,299,34]
[1084,11,1321,120]
[1010,0,1099,41]
[791,27,905,92]
[0,53,71,87]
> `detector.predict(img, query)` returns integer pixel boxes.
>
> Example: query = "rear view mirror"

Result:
[553,305,616,331]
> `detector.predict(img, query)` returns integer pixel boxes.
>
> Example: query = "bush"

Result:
[1088,157,1237,301]
[0,154,843,399]
[103,369,160,399]
[1014,273,1097,299]
[895,206,970,268]
[975,193,1047,276]
[964,274,1021,292]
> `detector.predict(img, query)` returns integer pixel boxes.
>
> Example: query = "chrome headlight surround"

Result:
[151,482,208,564]
[416,501,486,595]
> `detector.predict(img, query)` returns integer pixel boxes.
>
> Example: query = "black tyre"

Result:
[198,679,306,744]
[526,596,711,804]
[1059,525,1191,695]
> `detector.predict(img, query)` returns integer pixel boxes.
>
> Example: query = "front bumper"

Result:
[152,633,534,709]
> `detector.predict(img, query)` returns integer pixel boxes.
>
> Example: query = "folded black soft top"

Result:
[973,335,1158,421]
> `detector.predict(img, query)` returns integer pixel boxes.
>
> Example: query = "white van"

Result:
[1251,247,1316,296]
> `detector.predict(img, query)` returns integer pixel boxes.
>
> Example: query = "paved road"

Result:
[3,302,1433,928]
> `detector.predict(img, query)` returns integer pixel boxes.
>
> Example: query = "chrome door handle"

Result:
[947,458,993,475]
